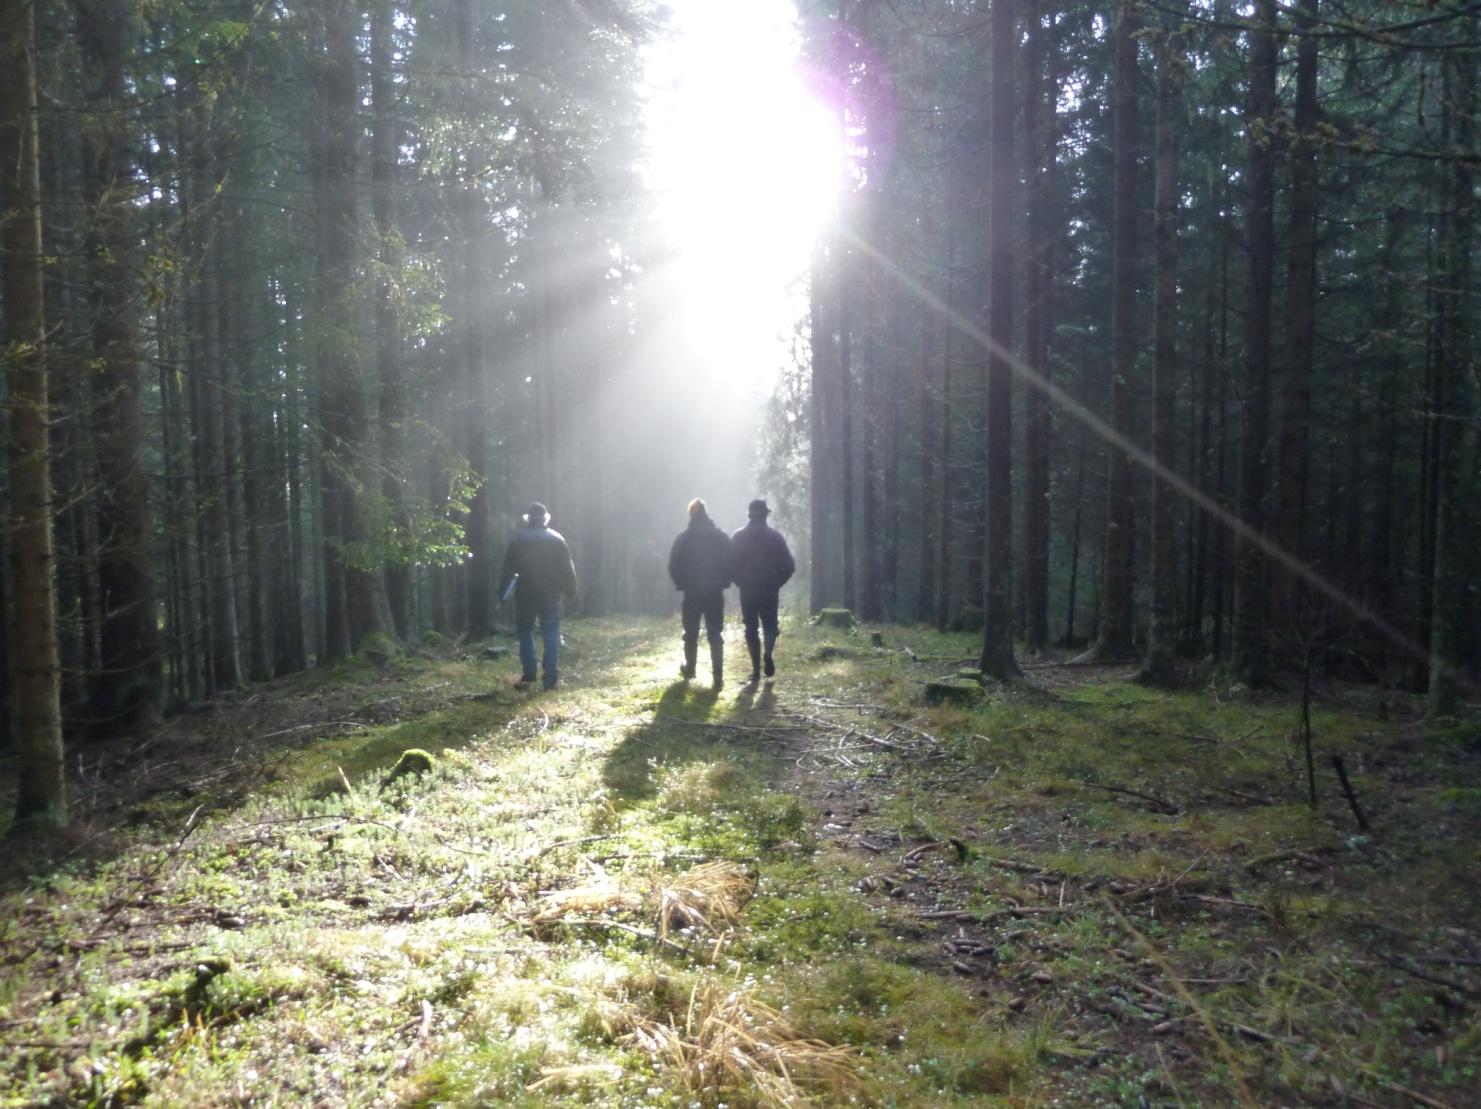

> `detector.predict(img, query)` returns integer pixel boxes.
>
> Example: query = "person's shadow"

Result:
[731,680,777,718]
[601,680,725,803]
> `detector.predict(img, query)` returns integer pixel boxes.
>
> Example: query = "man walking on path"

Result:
[667,498,733,689]
[498,502,578,690]
[730,498,795,684]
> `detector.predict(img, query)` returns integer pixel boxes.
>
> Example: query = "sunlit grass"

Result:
[2,616,1478,1106]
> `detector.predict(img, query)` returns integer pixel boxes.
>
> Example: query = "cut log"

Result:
[817,608,856,630]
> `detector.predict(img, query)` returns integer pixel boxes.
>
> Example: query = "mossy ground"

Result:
[2,615,1478,1106]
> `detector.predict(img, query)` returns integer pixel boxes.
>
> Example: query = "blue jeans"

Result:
[517,599,561,688]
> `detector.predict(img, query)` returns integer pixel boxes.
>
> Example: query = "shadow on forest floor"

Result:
[2,614,1480,1108]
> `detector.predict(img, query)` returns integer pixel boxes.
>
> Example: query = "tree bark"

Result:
[1021,0,1055,655]
[1427,13,1476,716]
[1271,0,1319,633]
[1139,17,1183,685]
[372,0,412,642]
[2,0,66,830]
[1080,0,1140,662]
[979,0,1018,679]
[76,0,162,727]
[457,0,493,639]
[1231,0,1278,685]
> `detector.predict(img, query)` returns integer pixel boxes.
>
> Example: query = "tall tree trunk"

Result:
[1231,0,1278,685]
[1427,14,1476,716]
[76,0,162,727]
[2,0,66,829]
[201,240,243,690]
[1081,0,1140,662]
[277,279,308,675]
[241,274,274,682]
[838,233,856,615]
[915,207,938,624]
[809,240,832,615]
[371,0,412,641]
[457,0,493,639]
[1139,17,1183,685]
[1063,426,1089,646]
[1271,0,1319,633]
[1021,0,1054,655]
[979,0,1018,678]
[313,0,382,657]
[936,233,955,631]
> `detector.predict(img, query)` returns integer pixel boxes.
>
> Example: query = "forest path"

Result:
[3,618,1478,1107]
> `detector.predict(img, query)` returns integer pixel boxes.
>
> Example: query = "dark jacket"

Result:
[500,524,578,607]
[668,515,733,594]
[729,518,795,594]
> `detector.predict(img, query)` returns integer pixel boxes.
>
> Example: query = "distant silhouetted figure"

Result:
[668,498,733,688]
[730,499,795,684]
[498,502,577,690]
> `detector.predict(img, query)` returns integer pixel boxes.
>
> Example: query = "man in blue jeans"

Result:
[498,502,578,690]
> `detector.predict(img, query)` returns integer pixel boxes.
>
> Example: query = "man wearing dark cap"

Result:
[498,502,578,690]
[667,498,734,688]
[730,499,795,683]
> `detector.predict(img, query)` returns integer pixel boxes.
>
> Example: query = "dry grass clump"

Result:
[532,876,643,925]
[629,979,859,1108]
[657,861,757,939]
[525,1062,624,1096]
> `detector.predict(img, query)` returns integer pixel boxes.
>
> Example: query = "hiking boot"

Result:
[710,641,724,690]
[745,639,761,684]
[680,640,697,680]
[763,654,775,678]
[515,674,537,690]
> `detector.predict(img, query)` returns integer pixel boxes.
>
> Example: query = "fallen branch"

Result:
[977,854,1058,877]
[556,918,689,954]
[1079,781,1180,815]
[919,906,1075,923]
[258,720,369,741]
[1389,957,1480,998]
[1330,755,1371,833]
[1243,847,1329,873]
[529,833,621,860]
[901,841,945,864]
[1213,785,1275,806]
[1180,895,1274,919]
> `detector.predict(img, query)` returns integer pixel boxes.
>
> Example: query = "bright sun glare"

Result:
[644,0,842,381]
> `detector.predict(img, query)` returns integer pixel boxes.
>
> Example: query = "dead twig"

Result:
[901,841,945,863]
[1389,957,1480,998]
[559,918,689,954]
[1180,895,1275,919]
[530,833,621,860]
[1330,754,1371,833]
[1243,847,1329,873]
[1078,781,1180,815]
[258,720,369,740]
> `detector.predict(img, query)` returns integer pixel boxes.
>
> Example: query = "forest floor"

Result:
[2,616,1480,1107]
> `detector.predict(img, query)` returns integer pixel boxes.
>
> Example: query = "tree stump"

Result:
[924,678,982,705]
[817,608,856,630]
[956,667,986,684]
